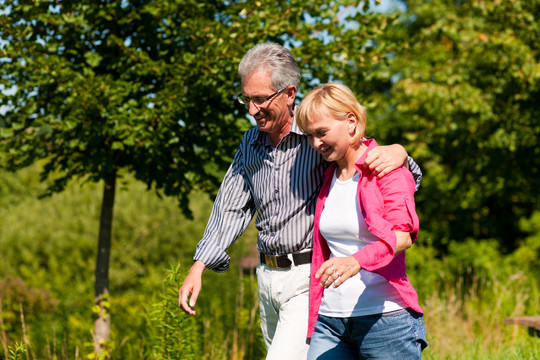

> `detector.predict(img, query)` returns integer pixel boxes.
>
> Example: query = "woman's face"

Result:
[303,108,357,165]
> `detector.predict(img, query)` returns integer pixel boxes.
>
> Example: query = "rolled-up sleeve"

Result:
[379,167,419,240]
[352,167,419,271]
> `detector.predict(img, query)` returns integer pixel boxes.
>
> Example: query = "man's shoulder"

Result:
[240,126,261,144]
[235,127,264,159]
[243,126,259,137]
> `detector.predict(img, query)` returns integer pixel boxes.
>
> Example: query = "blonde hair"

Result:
[296,83,366,146]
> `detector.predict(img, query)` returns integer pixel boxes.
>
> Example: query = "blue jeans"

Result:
[307,308,428,360]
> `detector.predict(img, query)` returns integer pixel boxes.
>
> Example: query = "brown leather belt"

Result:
[259,251,312,269]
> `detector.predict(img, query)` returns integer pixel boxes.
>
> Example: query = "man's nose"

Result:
[247,101,261,116]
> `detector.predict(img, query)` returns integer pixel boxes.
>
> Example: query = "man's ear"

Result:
[286,85,297,106]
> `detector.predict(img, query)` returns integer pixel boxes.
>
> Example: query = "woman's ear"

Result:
[347,112,357,134]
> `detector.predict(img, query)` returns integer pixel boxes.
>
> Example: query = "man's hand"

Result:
[364,144,408,178]
[178,260,206,315]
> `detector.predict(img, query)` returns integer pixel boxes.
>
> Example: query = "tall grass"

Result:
[150,262,264,360]
[421,273,539,359]
[1,165,539,359]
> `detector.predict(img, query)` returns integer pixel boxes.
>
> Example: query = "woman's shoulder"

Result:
[376,166,416,194]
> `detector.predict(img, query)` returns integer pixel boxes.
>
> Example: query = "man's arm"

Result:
[363,144,408,176]
[178,143,255,314]
[191,145,255,273]
[364,144,422,191]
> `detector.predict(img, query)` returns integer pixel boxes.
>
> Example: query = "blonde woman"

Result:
[296,83,428,359]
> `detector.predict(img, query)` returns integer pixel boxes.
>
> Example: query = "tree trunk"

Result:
[94,171,116,355]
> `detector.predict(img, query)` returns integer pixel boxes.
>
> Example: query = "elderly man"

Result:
[178,43,421,360]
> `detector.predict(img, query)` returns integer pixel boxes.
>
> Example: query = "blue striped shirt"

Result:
[194,122,422,272]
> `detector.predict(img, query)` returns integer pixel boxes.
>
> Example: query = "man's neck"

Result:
[267,116,294,148]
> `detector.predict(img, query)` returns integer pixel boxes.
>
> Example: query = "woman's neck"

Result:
[335,143,367,180]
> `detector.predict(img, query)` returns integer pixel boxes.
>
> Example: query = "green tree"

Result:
[0,0,390,354]
[367,0,540,252]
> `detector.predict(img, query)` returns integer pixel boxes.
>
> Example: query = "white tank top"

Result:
[318,171,406,317]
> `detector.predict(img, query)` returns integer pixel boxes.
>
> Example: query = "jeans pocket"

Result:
[381,308,409,318]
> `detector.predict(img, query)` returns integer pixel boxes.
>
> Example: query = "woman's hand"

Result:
[315,256,361,289]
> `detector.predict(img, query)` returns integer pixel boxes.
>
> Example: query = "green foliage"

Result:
[0,0,394,353]
[0,165,538,359]
[0,164,260,358]
[148,261,264,359]
[406,229,540,359]
[0,0,539,358]
[0,0,390,215]
[505,210,540,295]
[408,230,540,305]
[6,342,25,360]
[368,0,540,252]
[150,263,203,359]
[149,261,264,360]
[1,0,239,211]
[0,277,58,346]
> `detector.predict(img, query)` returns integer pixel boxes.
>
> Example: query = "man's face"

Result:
[241,69,292,136]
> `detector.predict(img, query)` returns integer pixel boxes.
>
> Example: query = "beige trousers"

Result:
[256,262,311,360]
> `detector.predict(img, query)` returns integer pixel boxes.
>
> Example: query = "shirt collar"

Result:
[354,138,378,172]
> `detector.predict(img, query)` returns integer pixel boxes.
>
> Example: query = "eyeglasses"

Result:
[237,87,287,107]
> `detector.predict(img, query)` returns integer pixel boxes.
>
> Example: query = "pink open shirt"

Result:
[307,138,422,339]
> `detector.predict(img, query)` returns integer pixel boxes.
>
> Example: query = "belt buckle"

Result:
[264,254,278,269]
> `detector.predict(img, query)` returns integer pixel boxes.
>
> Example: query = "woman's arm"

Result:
[394,231,413,254]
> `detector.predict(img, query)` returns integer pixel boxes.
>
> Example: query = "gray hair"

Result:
[238,43,301,91]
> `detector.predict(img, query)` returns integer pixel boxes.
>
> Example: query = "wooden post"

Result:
[504,316,540,337]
